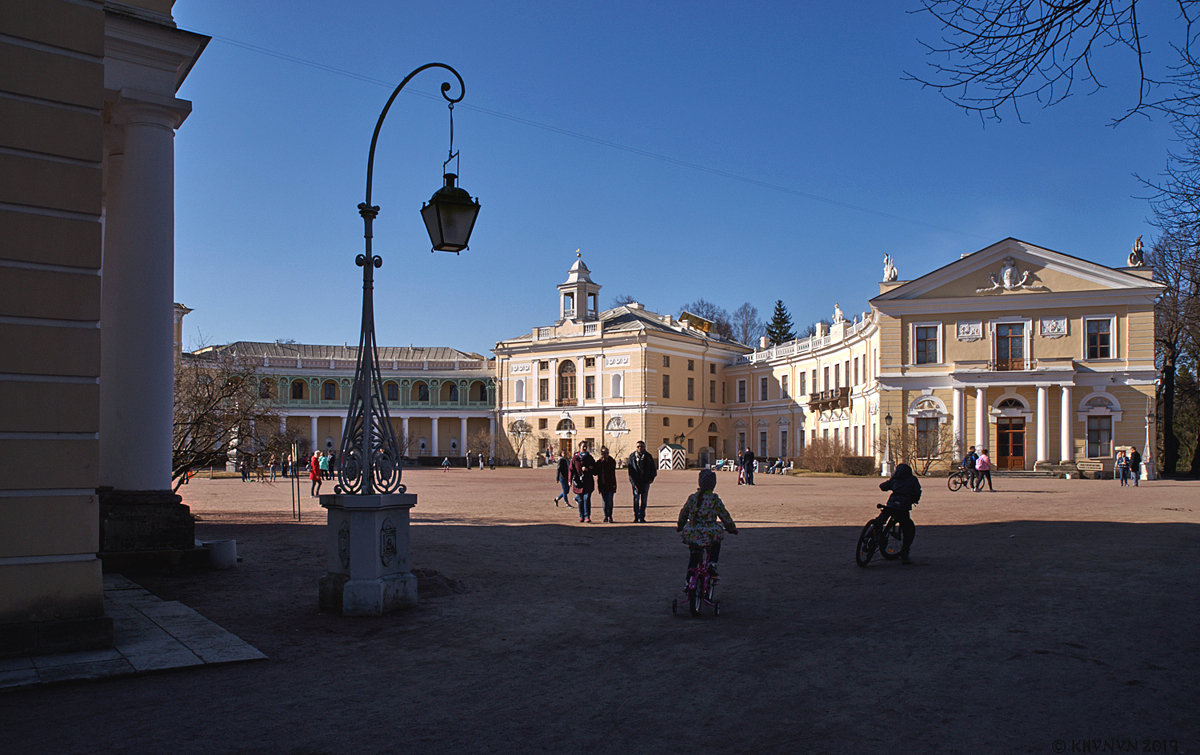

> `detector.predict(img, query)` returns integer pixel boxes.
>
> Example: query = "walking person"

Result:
[309,451,322,497]
[570,442,597,523]
[1129,446,1142,487]
[961,446,978,491]
[441,456,450,472]
[627,440,658,523]
[268,453,278,483]
[1116,449,1131,486]
[743,447,756,485]
[554,454,572,507]
[974,448,994,492]
[596,446,618,522]
[318,450,330,481]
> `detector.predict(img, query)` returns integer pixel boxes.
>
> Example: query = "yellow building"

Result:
[1,1,207,654]
[494,257,751,465]
[499,241,1161,475]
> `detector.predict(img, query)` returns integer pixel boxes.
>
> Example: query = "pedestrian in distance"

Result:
[554,454,571,507]
[1129,446,1142,487]
[318,451,330,480]
[974,448,994,492]
[309,451,322,497]
[1116,449,1131,486]
[743,447,756,485]
[596,446,618,522]
[441,456,450,472]
[268,453,278,483]
[961,445,978,491]
[627,440,658,523]
[570,442,597,523]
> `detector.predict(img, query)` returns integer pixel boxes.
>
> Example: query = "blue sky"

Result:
[172,1,1178,356]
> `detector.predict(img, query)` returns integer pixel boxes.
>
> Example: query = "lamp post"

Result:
[1144,378,1159,481]
[881,412,894,477]
[319,63,480,617]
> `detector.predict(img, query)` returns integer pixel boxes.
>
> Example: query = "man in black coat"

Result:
[743,447,756,485]
[879,462,921,563]
[626,440,657,523]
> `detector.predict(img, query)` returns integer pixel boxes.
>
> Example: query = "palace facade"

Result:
[494,240,1162,474]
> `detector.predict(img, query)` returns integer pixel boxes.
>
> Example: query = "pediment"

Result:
[872,238,1162,305]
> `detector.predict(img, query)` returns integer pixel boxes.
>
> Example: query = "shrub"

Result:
[840,456,876,476]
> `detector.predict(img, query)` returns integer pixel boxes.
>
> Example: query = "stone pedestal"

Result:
[318,493,417,616]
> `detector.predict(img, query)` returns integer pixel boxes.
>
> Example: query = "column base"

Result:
[98,488,195,556]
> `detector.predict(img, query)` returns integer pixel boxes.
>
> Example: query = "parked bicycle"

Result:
[855,504,905,567]
[947,468,973,491]
[673,546,721,616]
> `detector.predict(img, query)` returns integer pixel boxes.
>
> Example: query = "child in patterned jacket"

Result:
[676,468,738,580]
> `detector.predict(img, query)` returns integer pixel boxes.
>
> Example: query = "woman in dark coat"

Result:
[554,455,571,507]
[596,446,618,522]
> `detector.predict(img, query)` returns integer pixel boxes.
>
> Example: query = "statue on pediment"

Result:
[832,302,845,324]
[976,257,1041,294]
[1128,235,1145,267]
[882,253,898,282]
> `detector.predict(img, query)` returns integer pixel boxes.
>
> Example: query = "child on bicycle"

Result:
[676,468,737,581]
[879,462,921,564]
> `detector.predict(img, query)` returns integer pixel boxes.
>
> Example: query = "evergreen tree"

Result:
[765,299,795,345]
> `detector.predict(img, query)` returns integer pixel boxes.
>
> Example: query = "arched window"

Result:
[513,379,525,402]
[708,422,719,433]
[611,373,623,398]
[556,418,576,433]
[290,380,306,400]
[471,381,488,402]
[412,381,429,402]
[441,382,459,403]
[259,379,275,399]
[559,361,577,405]
[385,381,399,402]
[998,398,1023,410]
[322,380,339,401]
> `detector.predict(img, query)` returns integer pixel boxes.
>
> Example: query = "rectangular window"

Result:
[722,383,727,403]
[811,370,817,392]
[687,418,694,427]
[799,373,807,396]
[662,374,670,398]
[538,418,548,430]
[844,361,850,387]
[780,430,788,456]
[996,323,1024,370]
[662,355,670,367]
[539,378,549,401]
[737,380,746,403]
[1086,319,1112,359]
[1087,416,1113,458]
[916,417,938,458]
[584,416,595,428]
[585,375,595,399]
[687,438,694,453]
[538,360,548,370]
[782,374,789,398]
[759,431,768,457]
[853,357,859,386]
[709,363,716,374]
[915,326,938,364]
[687,377,695,401]
[687,359,694,371]
[663,417,670,426]
[585,357,595,367]
[834,364,840,390]
[759,376,768,401]
[710,380,716,403]
[823,366,830,391]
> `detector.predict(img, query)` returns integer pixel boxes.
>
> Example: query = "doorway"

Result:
[559,438,572,457]
[996,417,1025,469]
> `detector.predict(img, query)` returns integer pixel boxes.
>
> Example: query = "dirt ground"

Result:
[2,468,1198,753]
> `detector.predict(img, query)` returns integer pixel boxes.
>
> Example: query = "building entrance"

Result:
[997,417,1026,469]
[559,439,572,457]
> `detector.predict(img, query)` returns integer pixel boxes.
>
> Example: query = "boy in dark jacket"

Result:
[879,462,921,564]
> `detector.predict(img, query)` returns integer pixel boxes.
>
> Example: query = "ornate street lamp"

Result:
[336,63,480,497]
[881,412,894,477]
[320,63,479,617]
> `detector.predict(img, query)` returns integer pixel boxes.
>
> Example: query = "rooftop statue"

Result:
[882,253,897,282]
[1128,235,1145,267]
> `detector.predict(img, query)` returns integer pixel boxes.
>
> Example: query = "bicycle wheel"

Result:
[704,576,716,603]
[948,472,963,492]
[688,584,702,616]
[855,521,877,567]
[880,515,903,560]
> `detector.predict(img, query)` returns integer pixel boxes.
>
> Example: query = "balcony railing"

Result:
[989,358,1037,371]
[808,386,850,412]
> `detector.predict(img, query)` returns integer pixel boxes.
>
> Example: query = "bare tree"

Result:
[173,347,280,491]
[508,419,532,465]
[610,293,638,308]
[731,302,764,346]
[876,421,959,476]
[909,0,1200,124]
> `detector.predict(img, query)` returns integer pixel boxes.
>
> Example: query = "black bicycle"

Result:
[947,468,972,491]
[855,504,904,567]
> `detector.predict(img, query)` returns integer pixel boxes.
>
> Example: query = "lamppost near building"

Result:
[319,63,480,617]
[881,413,894,477]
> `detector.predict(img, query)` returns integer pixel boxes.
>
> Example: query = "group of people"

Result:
[959,446,994,492]
[554,440,658,523]
[308,449,337,496]
[1115,447,1143,486]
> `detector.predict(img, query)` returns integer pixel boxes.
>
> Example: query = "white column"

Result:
[974,387,987,449]
[952,387,964,457]
[310,417,319,451]
[489,417,496,457]
[401,416,410,454]
[1036,385,1049,463]
[431,417,440,457]
[1060,385,1073,462]
[460,417,468,453]
[279,417,287,435]
[99,96,191,492]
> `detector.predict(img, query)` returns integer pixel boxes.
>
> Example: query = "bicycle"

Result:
[947,468,973,491]
[672,546,721,617]
[855,504,905,567]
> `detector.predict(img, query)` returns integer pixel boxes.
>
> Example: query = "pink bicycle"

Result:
[672,546,721,617]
